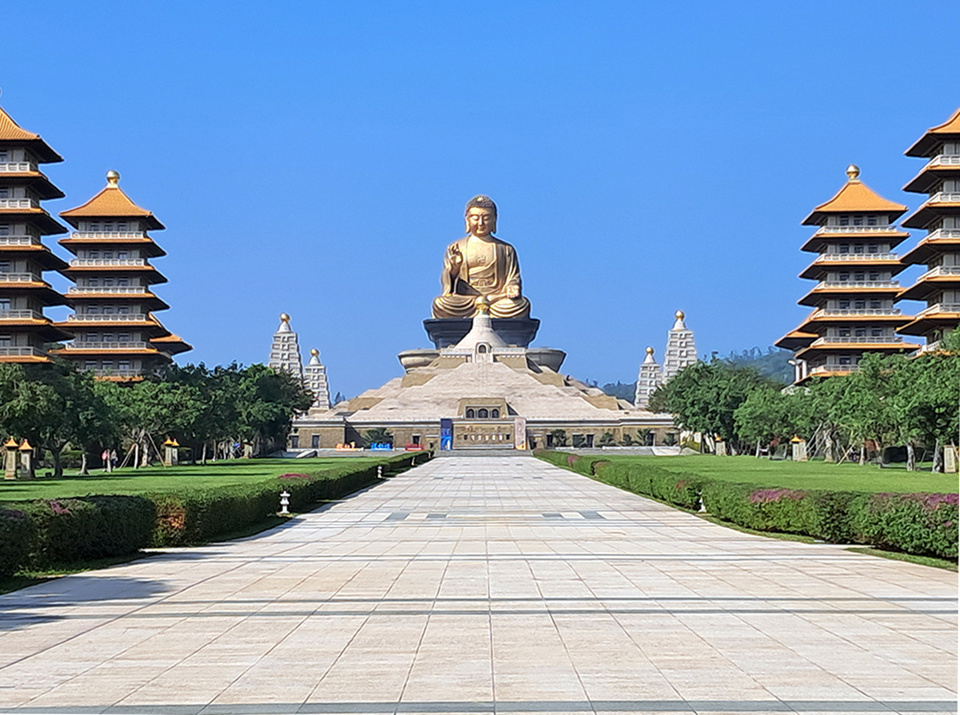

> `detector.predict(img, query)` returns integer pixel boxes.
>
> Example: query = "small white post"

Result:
[279,490,290,515]
[377,465,383,479]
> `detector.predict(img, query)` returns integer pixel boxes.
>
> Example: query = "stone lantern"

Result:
[163,438,180,467]
[4,438,18,480]
[18,439,34,479]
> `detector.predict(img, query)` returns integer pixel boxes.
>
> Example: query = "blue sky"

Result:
[2,1,957,398]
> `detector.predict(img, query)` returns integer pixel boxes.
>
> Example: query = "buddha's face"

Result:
[465,207,496,237]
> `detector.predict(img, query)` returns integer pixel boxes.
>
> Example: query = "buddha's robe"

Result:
[432,235,531,319]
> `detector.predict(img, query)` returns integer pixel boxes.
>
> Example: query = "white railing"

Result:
[91,368,142,378]
[925,228,960,241]
[68,313,147,322]
[0,235,40,246]
[0,346,46,357]
[0,162,37,173]
[69,258,147,267]
[814,253,899,262]
[0,310,46,321]
[65,341,150,350]
[0,198,38,209]
[808,364,860,375]
[68,231,147,240]
[928,192,960,204]
[814,336,903,345]
[918,302,960,317]
[927,154,960,168]
[820,280,899,288]
[917,341,943,355]
[814,308,901,317]
[68,287,148,294]
[0,273,42,283]
[814,225,900,235]
[916,265,960,281]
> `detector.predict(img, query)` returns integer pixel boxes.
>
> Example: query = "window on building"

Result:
[868,244,879,253]
[412,435,420,446]
[0,152,8,162]
[117,306,130,314]
[478,409,489,419]
[89,222,100,231]
[870,300,882,309]
[853,216,863,226]
[102,278,114,287]
[0,224,9,236]
[853,244,864,254]
[0,335,11,347]
[840,217,849,226]
[854,300,866,309]
[117,333,130,341]
[311,435,320,448]
[839,244,850,253]
[853,272,865,281]
[838,300,850,309]
[838,272,850,282]
[871,328,882,337]
[87,333,99,342]
[88,278,99,287]
[839,328,851,337]
[118,360,130,371]
[118,250,128,259]
[868,272,880,281]
[102,334,114,342]
[117,278,129,287]
[867,216,877,226]
[855,328,867,337]
[0,299,9,312]
[117,222,128,231]
[839,356,852,365]
[466,409,475,419]
[491,409,500,419]
[85,360,97,370]
[89,250,99,259]
[290,436,299,449]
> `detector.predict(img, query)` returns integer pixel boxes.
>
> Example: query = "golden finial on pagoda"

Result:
[106,170,120,187]
[646,346,654,355]
[310,348,319,357]
[845,164,861,182]
[675,310,685,320]
[280,313,290,322]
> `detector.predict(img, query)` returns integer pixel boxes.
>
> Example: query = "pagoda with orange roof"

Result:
[53,171,190,379]
[896,107,960,352]
[0,104,72,363]
[776,165,914,383]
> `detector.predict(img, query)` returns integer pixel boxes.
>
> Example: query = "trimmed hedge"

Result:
[534,450,958,560]
[0,452,429,578]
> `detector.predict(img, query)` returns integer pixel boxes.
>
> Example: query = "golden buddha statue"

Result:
[432,195,531,319]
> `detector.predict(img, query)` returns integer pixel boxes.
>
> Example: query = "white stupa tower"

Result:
[304,348,331,409]
[634,346,662,409]
[268,313,304,381]
[662,310,697,380]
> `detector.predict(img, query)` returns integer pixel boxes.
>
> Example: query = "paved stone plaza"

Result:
[0,456,956,714]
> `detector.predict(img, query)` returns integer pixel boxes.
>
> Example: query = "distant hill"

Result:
[723,347,792,384]
[598,347,792,403]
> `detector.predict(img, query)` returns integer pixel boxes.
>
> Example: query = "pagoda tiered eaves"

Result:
[0,104,72,363]
[896,107,960,349]
[777,166,915,384]
[53,171,190,380]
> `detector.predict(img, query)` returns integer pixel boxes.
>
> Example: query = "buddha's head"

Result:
[464,195,497,237]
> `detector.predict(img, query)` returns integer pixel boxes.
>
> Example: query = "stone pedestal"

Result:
[423,317,539,348]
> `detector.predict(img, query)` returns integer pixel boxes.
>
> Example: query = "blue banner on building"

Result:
[440,418,453,450]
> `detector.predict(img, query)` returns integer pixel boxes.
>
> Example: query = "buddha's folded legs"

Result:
[432,294,530,319]
[489,296,530,319]
[432,294,478,319]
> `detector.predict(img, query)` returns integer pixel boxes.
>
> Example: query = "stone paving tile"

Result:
[0,455,956,715]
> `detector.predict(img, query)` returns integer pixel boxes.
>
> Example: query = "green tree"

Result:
[650,359,779,453]
[0,360,112,477]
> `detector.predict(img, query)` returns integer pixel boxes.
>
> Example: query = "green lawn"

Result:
[0,457,384,502]
[603,455,959,493]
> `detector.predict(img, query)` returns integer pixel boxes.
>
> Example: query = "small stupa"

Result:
[267,313,304,381]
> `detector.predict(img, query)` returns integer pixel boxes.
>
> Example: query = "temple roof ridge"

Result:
[0,104,62,162]
[61,171,165,230]
[802,166,906,224]
[905,107,960,157]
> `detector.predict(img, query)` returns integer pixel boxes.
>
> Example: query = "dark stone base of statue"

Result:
[423,317,540,348]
